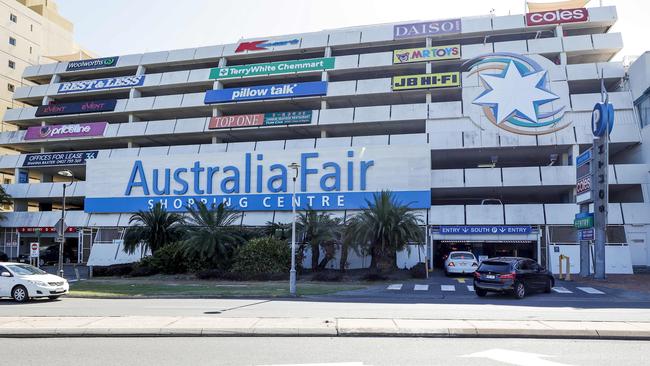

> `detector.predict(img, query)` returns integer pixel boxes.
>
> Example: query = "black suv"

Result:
[473,257,554,299]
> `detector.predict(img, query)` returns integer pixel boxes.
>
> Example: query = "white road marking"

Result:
[467,285,475,292]
[552,287,573,294]
[462,348,575,366]
[386,284,402,290]
[261,363,366,366]
[577,287,605,294]
[414,284,429,291]
[441,285,456,292]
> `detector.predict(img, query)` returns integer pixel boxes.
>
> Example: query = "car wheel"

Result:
[513,281,526,299]
[475,288,487,297]
[11,285,29,303]
[48,296,61,300]
[544,278,553,293]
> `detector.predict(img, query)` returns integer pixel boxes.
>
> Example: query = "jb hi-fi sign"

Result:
[526,8,589,26]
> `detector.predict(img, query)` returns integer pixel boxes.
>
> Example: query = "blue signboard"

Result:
[439,226,533,235]
[84,190,431,213]
[576,149,592,167]
[204,81,327,104]
[58,75,144,93]
[23,151,98,167]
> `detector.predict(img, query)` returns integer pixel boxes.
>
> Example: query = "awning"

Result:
[527,0,590,12]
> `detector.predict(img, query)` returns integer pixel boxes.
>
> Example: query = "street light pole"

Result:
[288,162,300,296]
[57,170,74,278]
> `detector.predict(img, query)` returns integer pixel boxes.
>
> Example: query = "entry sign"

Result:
[439,226,532,235]
[574,212,594,229]
[30,242,39,258]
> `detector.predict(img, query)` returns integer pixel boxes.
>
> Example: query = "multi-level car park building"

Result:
[0,4,648,271]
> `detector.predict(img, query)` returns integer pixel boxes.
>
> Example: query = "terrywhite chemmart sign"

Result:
[84,146,430,213]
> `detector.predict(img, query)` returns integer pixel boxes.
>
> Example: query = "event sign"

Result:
[24,122,108,140]
[393,45,460,64]
[210,58,335,79]
[58,75,144,93]
[83,146,431,212]
[526,8,588,26]
[393,19,461,39]
[439,226,533,235]
[392,72,460,90]
[209,111,312,129]
[22,151,99,167]
[66,56,119,71]
[204,81,327,103]
[35,100,117,117]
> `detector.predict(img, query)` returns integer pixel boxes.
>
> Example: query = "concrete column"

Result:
[135,65,146,76]
[13,200,28,212]
[128,114,141,123]
[320,130,328,138]
[129,88,141,99]
[555,25,563,38]
[559,52,567,66]
[40,173,53,183]
[127,140,139,149]
[320,100,328,110]
[49,74,61,84]
[14,168,27,184]
[212,135,221,144]
[38,202,52,211]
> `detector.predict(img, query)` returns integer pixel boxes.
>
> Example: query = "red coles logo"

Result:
[526,8,589,26]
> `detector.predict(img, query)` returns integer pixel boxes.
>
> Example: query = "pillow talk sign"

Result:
[393,19,461,39]
[83,146,431,213]
[204,81,327,103]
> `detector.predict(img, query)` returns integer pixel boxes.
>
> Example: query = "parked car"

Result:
[444,251,478,276]
[39,245,75,266]
[0,251,7,262]
[0,262,68,302]
[473,257,554,299]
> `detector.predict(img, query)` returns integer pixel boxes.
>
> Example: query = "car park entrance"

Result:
[429,225,542,270]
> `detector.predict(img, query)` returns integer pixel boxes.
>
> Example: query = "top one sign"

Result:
[393,19,461,39]
[66,56,119,71]
[525,8,589,26]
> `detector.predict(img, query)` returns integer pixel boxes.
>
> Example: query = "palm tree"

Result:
[296,208,341,271]
[0,185,12,220]
[345,191,424,270]
[263,221,291,240]
[182,201,243,267]
[123,203,185,255]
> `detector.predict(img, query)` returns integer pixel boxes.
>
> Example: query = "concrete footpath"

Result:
[1,316,650,339]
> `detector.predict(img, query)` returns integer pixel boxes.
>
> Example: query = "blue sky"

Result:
[56,0,646,60]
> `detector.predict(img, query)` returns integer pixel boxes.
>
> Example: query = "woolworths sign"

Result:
[210,57,335,79]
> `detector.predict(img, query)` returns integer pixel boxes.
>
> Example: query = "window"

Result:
[636,92,650,129]
[7,83,14,92]
[29,46,32,54]
[9,14,17,23]
[8,60,15,69]
[9,37,16,46]
[3,178,10,184]
[30,24,33,32]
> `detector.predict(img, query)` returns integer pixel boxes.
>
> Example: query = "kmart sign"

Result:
[210,57,335,79]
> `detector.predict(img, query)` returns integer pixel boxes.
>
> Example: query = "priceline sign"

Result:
[84,146,431,213]
[526,8,588,26]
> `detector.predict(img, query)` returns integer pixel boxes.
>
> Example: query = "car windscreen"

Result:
[6,264,47,275]
[450,253,474,260]
[478,261,511,273]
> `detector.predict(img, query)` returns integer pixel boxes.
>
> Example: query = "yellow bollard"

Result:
[558,254,564,280]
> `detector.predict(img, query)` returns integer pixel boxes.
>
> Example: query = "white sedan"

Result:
[444,251,479,275]
[0,262,69,302]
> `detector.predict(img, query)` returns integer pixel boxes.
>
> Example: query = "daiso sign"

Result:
[526,8,589,26]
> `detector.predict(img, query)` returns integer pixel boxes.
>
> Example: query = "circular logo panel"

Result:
[463,52,569,135]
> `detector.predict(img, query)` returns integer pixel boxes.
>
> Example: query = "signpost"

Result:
[30,242,39,267]
[576,149,594,277]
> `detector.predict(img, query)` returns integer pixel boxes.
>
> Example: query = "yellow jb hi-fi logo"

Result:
[392,72,461,91]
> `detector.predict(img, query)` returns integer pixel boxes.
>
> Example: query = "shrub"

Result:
[147,242,189,274]
[360,270,388,281]
[92,263,135,277]
[311,270,343,282]
[195,269,287,281]
[130,263,157,277]
[231,237,291,275]
[409,262,427,279]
